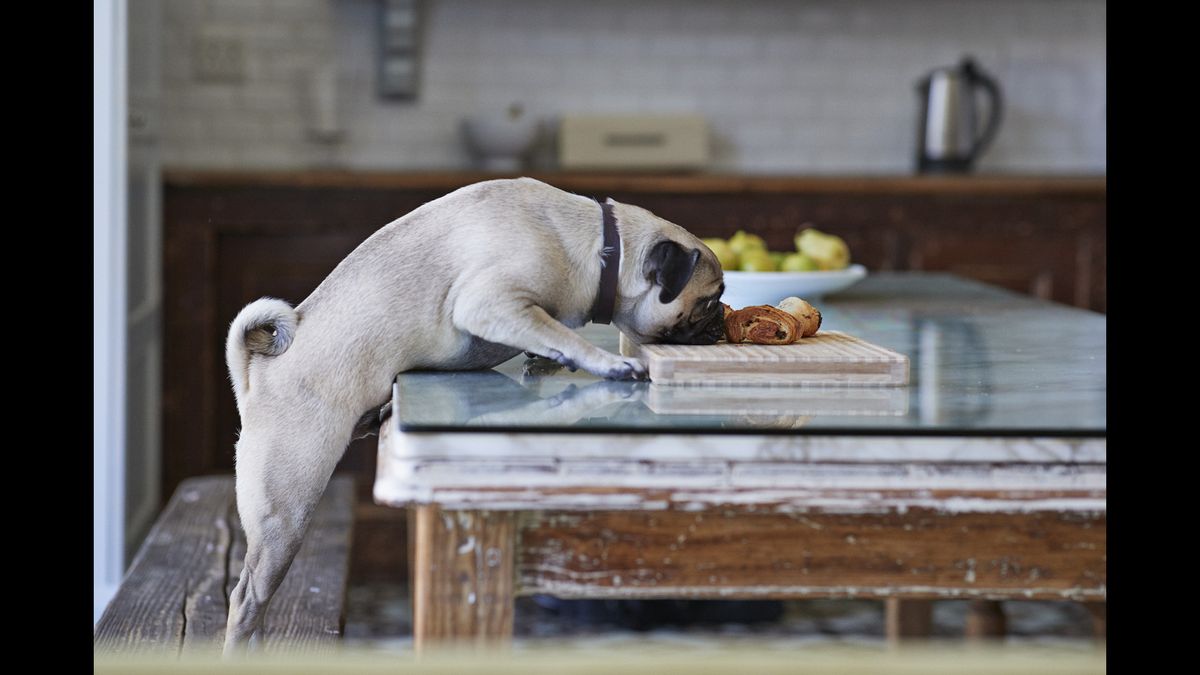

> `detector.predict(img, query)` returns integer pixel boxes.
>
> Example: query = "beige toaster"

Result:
[558,115,710,171]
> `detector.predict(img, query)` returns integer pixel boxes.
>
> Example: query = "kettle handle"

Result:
[963,58,1004,162]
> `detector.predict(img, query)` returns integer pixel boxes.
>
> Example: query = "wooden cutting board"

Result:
[619,331,909,386]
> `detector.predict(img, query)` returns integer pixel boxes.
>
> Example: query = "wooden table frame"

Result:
[407,504,1105,649]
[382,426,1106,649]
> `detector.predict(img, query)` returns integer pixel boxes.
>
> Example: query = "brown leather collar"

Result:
[589,199,620,325]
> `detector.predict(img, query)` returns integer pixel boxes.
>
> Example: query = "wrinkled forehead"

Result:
[690,273,725,306]
[693,254,725,292]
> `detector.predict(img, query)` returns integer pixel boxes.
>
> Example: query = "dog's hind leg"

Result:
[221,407,354,656]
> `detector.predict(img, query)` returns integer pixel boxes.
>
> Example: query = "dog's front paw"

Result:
[600,356,648,381]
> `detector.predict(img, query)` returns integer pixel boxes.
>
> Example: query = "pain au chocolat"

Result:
[721,296,822,345]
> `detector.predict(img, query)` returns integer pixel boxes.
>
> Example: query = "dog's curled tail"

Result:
[226,297,298,413]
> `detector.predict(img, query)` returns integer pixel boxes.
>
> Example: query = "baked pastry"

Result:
[724,305,801,345]
[721,297,823,344]
[777,296,822,337]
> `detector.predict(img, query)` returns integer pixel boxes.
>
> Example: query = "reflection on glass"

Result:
[912,314,992,427]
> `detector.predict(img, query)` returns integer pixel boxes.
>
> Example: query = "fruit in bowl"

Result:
[781,252,818,272]
[700,226,852,273]
[739,248,778,272]
[728,230,767,257]
[795,228,851,271]
[701,238,739,271]
[699,226,865,306]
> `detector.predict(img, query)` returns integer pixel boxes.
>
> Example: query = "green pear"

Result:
[739,248,777,272]
[794,228,850,270]
[729,230,767,256]
[781,252,819,272]
[701,238,740,271]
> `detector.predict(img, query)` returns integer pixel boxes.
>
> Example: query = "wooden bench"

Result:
[94,475,354,655]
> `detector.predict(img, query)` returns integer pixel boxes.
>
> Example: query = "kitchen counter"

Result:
[163,169,1105,197]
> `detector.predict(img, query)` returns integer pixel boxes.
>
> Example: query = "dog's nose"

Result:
[699,322,724,344]
[659,307,728,345]
[668,316,724,345]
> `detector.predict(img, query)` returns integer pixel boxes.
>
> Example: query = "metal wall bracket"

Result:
[379,0,422,99]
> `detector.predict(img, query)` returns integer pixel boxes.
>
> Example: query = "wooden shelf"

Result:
[163,169,1106,197]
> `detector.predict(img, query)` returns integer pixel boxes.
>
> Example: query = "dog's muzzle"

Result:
[659,308,725,345]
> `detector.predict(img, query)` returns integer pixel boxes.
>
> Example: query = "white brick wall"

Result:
[155,0,1106,173]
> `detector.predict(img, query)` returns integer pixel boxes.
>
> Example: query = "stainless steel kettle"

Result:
[915,56,1003,173]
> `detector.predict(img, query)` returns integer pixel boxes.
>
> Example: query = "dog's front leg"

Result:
[454,300,647,380]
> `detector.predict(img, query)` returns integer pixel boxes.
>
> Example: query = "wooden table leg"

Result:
[411,506,515,651]
[407,507,417,624]
[886,599,932,644]
[965,600,1007,640]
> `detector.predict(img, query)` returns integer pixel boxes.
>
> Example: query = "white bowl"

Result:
[720,264,867,308]
[461,114,540,171]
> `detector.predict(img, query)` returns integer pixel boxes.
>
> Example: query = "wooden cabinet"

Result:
[162,171,1105,504]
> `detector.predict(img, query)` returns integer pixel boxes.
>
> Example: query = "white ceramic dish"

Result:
[720,264,867,308]
[461,112,539,171]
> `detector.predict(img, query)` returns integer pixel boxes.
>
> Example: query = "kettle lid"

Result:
[916,55,984,89]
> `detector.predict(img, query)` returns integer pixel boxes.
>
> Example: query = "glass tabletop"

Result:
[393,273,1106,437]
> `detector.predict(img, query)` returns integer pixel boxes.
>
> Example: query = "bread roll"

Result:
[777,296,822,337]
[724,305,800,345]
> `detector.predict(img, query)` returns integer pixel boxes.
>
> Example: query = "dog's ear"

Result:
[644,240,701,304]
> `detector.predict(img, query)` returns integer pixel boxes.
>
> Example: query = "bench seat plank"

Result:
[94,475,354,655]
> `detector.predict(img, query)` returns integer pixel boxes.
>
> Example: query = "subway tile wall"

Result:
[156,0,1106,173]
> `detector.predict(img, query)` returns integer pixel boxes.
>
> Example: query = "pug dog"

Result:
[222,177,725,654]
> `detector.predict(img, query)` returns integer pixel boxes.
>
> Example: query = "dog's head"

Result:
[614,204,725,345]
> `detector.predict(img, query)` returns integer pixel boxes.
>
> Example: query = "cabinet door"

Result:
[163,186,444,503]
[907,229,1083,305]
[898,197,1102,309]
[215,229,380,490]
